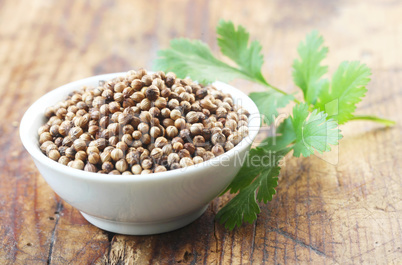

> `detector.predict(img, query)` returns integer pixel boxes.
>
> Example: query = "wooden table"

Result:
[1,0,401,264]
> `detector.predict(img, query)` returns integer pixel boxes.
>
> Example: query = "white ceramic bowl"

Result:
[20,72,260,235]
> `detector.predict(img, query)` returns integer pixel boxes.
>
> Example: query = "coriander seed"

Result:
[195,147,206,157]
[161,108,171,118]
[116,141,128,152]
[178,149,191,158]
[40,141,53,153]
[141,159,153,169]
[122,124,134,135]
[238,125,249,138]
[180,157,194,167]
[222,127,232,138]
[88,152,100,164]
[155,97,167,109]
[211,132,226,145]
[166,126,178,138]
[115,159,128,172]
[86,146,99,154]
[73,139,87,152]
[228,132,242,145]
[132,130,142,140]
[100,151,112,163]
[48,149,60,161]
[186,111,198,123]
[38,124,50,135]
[154,165,167,173]
[161,88,171,98]
[65,147,76,159]
[69,127,83,138]
[75,150,87,161]
[168,99,179,109]
[184,143,195,155]
[150,147,163,160]
[203,151,215,161]
[140,134,151,145]
[216,107,227,118]
[84,163,97,172]
[102,161,114,172]
[211,144,225,157]
[163,118,175,128]
[111,148,124,161]
[131,79,143,91]
[58,156,70,166]
[154,137,168,148]
[225,141,235,151]
[162,144,173,155]
[173,142,183,151]
[138,123,149,134]
[132,92,145,103]
[142,74,153,86]
[150,126,161,138]
[193,156,203,164]
[145,85,160,101]
[114,82,126,93]
[174,118,186,129]
[170,163,181,170]
[131,164,142,175]
[170,109,181,120]
[39,132,52,145]
[126,151,140,165]
[190,123,203,136]
[123,86,134,98]
[71,160,85,170]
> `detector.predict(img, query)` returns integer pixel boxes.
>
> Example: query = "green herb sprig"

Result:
[154,20,395,230]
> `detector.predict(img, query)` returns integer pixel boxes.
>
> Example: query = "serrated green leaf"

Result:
[223,147,267,194]
[216,147,290,230]
[314,61,371,124]
[153,38,250,83]
[217,20,266,84]
[249,91,294,125]
[293,31,329,104]
[256,166,281,203]
[216,183,261,230]
[291,103,341,157]
[258,117,296,150]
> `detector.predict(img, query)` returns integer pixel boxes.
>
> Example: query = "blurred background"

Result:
[2,0,401,95]
[1,0,401,264]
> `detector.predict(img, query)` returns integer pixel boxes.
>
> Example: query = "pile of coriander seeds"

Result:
[38,69,250,175]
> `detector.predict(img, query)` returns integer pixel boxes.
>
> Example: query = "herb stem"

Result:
[258,79,301,104]
[349,115,396,126]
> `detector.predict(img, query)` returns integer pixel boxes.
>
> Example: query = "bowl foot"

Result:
[80,205,209,235]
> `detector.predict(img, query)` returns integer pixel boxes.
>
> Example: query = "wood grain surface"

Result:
[0,0,401,264]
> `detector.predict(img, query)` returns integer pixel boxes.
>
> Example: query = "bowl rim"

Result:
[20,72,261,183]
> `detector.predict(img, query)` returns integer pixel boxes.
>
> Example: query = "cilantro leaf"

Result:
[314,61,371,124]
[153,21,392,230]
[217,20,267,84]
[293,31,328,104]
[291,103,341,157]
[216,147,290,230]
[249,91,294,124]
[256,166,282,203]
[258,117,297,150]
[153,39,249,83]
[216,181,261,230]
[223,147,267,194]
[226,118,296,194]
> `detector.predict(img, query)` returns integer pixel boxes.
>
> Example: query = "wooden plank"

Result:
[0,0,401,264]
